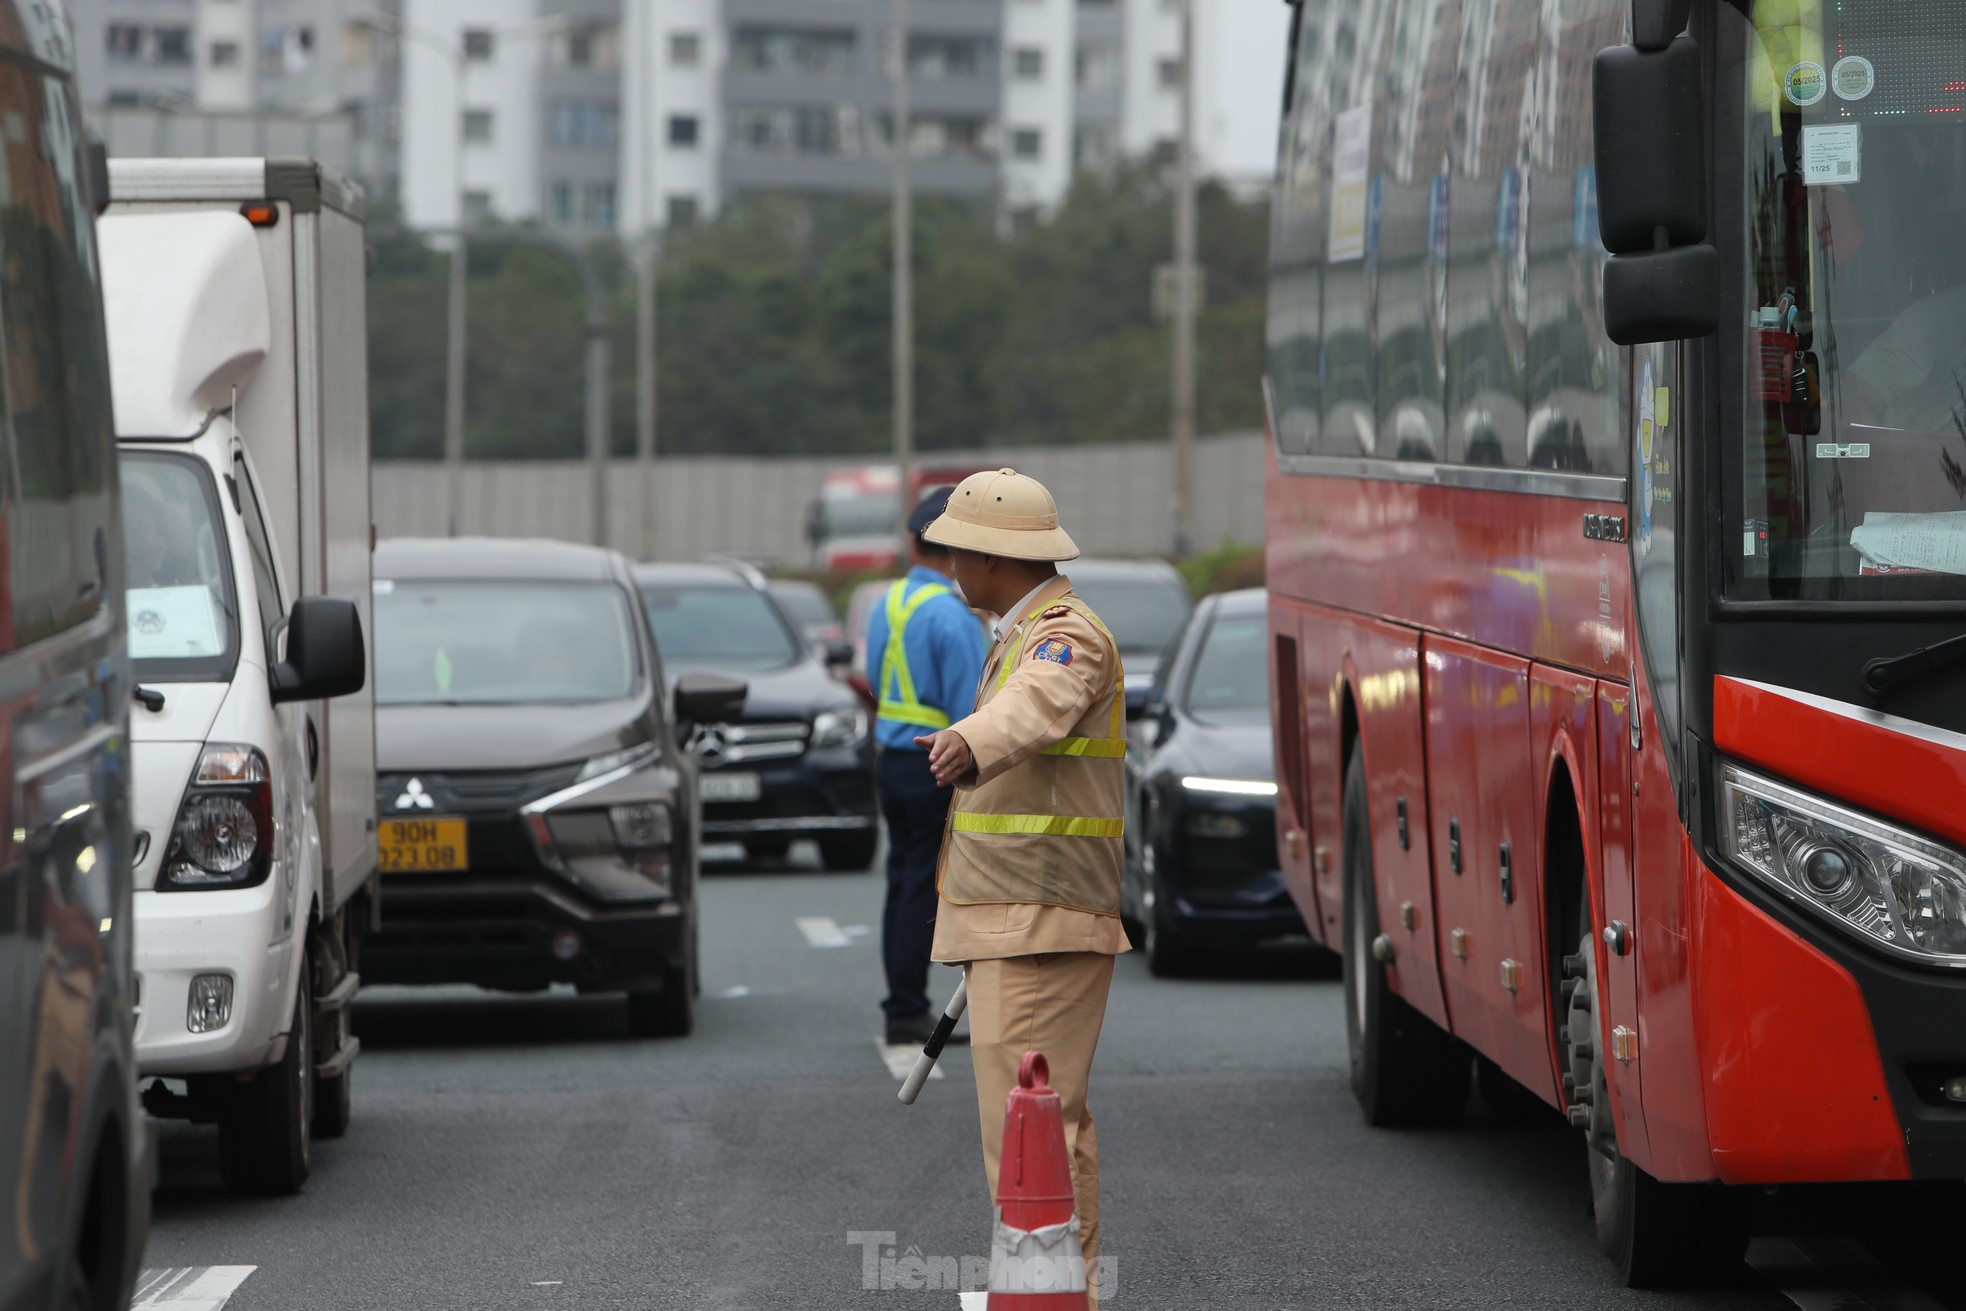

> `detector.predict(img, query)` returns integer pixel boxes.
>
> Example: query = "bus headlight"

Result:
[1718,763,1966,966]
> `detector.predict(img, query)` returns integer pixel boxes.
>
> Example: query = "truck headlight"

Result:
[159,745,273,891]
[812,706,868,749]
[1717,763,1966,966]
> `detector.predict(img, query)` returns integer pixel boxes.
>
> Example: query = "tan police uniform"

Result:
[921,470,1130,1297]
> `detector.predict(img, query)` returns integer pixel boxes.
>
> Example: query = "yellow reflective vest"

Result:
[876,578,955,731]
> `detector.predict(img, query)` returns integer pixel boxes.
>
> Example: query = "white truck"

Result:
[98,158,376,1195]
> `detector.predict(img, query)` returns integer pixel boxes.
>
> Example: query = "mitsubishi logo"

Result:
[394,778,435,811]
[687,725,729,762]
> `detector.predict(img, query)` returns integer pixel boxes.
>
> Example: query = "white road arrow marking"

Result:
[132,1267,257,1310]
[877,1037,942,1082]
[797,916,850,948]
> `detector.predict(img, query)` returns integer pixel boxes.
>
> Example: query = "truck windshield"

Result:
[1731,0,1966,601]
[373,581,642,705]
[121,451,239,680]
[816,491,898,539]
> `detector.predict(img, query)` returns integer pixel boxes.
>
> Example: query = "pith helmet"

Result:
[924,468,1080,562]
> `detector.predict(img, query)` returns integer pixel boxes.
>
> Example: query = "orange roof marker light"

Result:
[239,202,279,227]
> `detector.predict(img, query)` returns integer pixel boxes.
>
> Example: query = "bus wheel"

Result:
[1563,903,1745,1286]
[1341,751,1468,1126]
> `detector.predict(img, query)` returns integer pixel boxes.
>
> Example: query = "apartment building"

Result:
[67,0,1285,238]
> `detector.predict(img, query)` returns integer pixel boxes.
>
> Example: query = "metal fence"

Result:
[370,431,1266,565]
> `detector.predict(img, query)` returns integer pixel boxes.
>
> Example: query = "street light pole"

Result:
[1171,0,1198,561]
[636,6,658,561]
[891,0,914,540]
[445,44,467,537]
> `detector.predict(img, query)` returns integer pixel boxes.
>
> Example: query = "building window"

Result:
[548,99,618,149]
[876,112,996,160]
[667,194,700,229]
[583,182,616,227]
[549,181,575,224]
[106,24,142,61]
[462,108,494,144]
[1075,44,1119,91]
[462,28,494,62]
[668,114,699,148]
[1157,56,1184,90]
[153,26,193,65]
[1013,47,1045,82]
[1012,127,1042,160]
[461,190,493,224]
[909,33,997,82]
[1073,124,1116,169]
[730,104,857,157]
[731,25,856,77]
[209,40,240,68]
[551,24,620,71]
[670,32,701,68]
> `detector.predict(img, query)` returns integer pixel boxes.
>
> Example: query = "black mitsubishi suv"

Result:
[633,562,878,870]
[366,538,744,1037]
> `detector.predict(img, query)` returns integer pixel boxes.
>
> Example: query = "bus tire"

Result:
[1565,900,1745,1286]
[1342,751,1468,1126]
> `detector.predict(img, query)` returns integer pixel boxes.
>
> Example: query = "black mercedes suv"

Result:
[366,539,743,1037]
[633,562,878,870]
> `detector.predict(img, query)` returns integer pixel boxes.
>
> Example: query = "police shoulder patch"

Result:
[1031,638,1074,666]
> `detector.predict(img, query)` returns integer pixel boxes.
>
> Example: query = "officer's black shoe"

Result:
[884,1013,970,1047]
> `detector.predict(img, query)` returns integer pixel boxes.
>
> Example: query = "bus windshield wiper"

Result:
[1863,633,1966,696]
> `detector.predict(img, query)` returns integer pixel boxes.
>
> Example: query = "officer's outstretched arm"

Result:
[947,611,1108,788]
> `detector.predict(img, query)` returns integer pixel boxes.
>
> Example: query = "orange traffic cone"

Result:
[987,1052,1089,1309]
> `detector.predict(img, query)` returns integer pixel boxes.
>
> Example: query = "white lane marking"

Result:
[798,916,850,948]
[1748,1237,1948,1311]
[841,924,871,940]
[132,1267,257,1310]
[878,1037,943,1082]
[532,1280,563,1286]
[711,985,753,999]
[959,1294,987,1310]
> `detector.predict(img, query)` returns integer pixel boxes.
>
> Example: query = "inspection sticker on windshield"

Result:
[1816,442,1872,459]
[1786,61,1827,106]
[1833,56,1875,101]
[1802,124,1862,187]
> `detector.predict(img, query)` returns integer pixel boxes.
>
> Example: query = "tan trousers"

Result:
[967,952,1115,1301]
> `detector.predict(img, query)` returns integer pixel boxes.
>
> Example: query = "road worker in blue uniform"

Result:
[915,469,1129,1306]
[867,486,989,1046]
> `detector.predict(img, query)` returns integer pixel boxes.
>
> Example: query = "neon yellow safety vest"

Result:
[876,579,955,731]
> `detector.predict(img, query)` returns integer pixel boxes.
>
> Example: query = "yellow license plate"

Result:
[378,817,468,873]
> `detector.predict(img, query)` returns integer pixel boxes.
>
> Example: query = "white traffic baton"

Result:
[896,975,968,1105]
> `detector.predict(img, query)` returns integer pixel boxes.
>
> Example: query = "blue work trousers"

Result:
[878,747,951,1020]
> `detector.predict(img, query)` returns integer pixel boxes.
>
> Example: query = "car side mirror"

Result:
[270,597,365,703]
[1593,28,1718,344]
[674,672,746,727]
[1125,686,1155,722]
[823,639,853,669]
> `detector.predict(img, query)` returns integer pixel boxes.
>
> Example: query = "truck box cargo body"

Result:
[101,157,374,1195]
[110,158,376,913]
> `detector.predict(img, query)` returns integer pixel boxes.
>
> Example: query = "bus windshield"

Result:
[1732,0,1966,601]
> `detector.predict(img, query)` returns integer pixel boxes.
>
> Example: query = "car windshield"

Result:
[816,491,898,539]
[1184,613,1269,717]
[640,581,803,672]
[1068,573,1193,657]
[374,581,641,705]
[121,451,239,678]
[771,582,837,632]
[1730,0,1966,601]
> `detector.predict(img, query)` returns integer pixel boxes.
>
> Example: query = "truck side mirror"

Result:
[85,130,110,216]
[1593,30,1718,343]
[271,597,366,703]
[674,672,747,727]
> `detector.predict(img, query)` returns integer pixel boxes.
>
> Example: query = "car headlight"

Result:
[812,706,869,750]
[577,742,658,782]
[1717,763,1966,966]
[1180,776,1278,798]
[608,801,673,850]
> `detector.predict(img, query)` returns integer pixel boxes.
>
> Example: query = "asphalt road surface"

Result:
[138,845,1966,1310]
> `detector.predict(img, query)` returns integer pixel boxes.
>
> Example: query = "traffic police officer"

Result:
[868,486,989,1047]
[914,469,1129,1299]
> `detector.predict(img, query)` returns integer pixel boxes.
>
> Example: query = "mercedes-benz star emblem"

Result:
[395,777,435,810]
[688,725,728,762]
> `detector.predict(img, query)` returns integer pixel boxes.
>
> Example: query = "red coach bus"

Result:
[1267,0,1966,1285]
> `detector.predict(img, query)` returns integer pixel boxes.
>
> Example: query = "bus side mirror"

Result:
[1594,33,1719,344]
